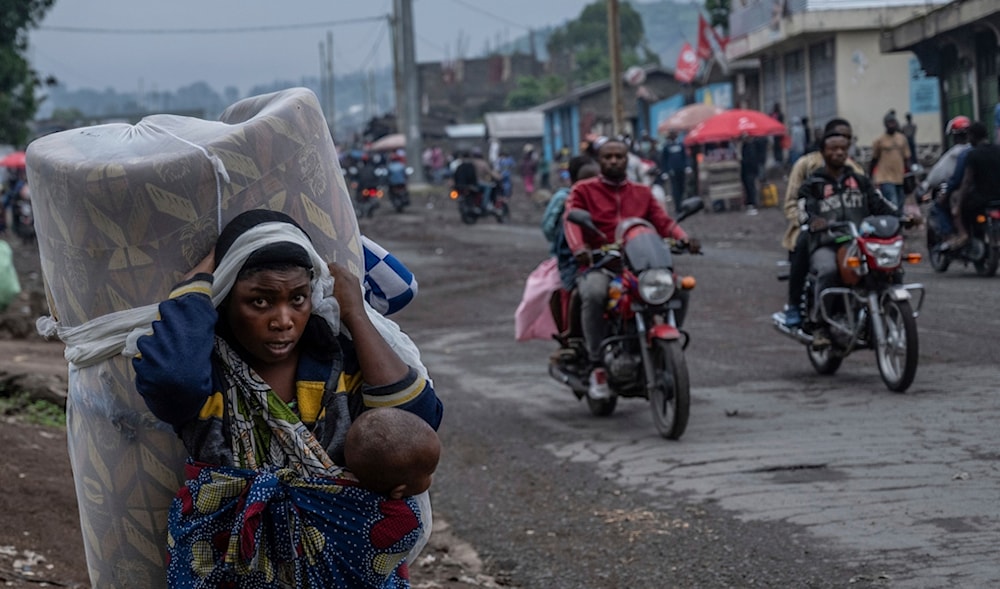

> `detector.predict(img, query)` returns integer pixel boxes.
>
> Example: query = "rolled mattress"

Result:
[25,87,361,588]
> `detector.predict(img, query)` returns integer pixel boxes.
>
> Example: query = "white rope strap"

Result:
[38,224,338,368]
[144,123,231,232]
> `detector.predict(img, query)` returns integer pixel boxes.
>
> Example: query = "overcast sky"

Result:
[27,0,598,94]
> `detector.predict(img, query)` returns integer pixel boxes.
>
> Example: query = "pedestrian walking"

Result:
[770,102,785,164]
[520,144,539,197]
[902,112,918,165]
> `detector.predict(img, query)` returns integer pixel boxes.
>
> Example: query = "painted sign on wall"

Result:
[909,57,940,114]
[695,83,734,108]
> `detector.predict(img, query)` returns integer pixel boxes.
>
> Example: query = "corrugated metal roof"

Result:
[807,0,947,9]
[483,111,544,139]
[445,124,486,139]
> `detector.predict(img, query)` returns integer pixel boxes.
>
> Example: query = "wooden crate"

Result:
[699,160,744,212]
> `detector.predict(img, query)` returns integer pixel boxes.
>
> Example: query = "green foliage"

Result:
[0,392,65,428]
[0,0,57,146]
[506,75,566,109]
[705,0,731,35]
[49,107,86,124]
[546,1,659,87]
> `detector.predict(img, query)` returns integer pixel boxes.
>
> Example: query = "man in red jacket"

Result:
[563,138,700,401]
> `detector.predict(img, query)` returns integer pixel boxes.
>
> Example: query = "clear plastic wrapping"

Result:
[26,88,361,587]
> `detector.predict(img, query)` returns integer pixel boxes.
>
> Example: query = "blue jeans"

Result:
[930,200,955,237]
[879,183,904,215]
[479,183,494,209]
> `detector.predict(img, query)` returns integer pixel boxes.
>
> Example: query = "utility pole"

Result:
[319,33,335,139]
[327,30,335,139]
[389,13,403,123]
[607,0,624,137]
[395,0,425,183]
[368,69,377,119]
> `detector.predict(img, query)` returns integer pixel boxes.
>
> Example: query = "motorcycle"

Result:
[387,164,413,213]
[924,184,1000,276]
[9,182,33,244]
[773,216,924,392]
[548,197,703,440]
[449,180,509,224]
[348,163,383,219]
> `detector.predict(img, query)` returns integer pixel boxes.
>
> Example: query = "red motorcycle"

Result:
[548,198,702,439]
[773,216,924,392]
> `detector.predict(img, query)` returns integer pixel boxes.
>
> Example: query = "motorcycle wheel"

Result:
[649,340,690,440]
[586,395,617,417]
[973,243,999,277]
[875,299,918,393]
[807,342,843,375]
[494,201,510,224]
[926,224,950,273]
[458,200,478,225]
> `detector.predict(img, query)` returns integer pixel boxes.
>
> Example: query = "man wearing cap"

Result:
[869,112,911,215]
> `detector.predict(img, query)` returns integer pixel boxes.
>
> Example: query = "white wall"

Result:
[834,30,942,150]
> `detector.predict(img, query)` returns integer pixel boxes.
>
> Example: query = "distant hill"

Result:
[35,0,702,129]
[498,0,702,69]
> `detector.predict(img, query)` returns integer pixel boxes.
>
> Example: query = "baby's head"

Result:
[345,407,441,499]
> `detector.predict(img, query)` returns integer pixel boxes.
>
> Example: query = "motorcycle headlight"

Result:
[865,240,904,268]
[637,269,675,305]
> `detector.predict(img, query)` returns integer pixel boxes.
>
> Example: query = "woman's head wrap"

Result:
[215,210,313,276]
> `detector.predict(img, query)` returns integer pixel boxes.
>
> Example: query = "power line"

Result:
[38,15,387,35]
[443,0,531,31]
[357,19,390,72]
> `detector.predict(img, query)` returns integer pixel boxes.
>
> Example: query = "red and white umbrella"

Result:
[657,104,726,135]
[0,151,26,169]
[683,109,786,145]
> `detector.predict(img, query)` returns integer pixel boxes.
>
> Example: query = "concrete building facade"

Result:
[726,0,947,153]
[881,0,1000,140]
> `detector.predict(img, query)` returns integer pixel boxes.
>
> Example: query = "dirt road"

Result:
[3,183,998,588]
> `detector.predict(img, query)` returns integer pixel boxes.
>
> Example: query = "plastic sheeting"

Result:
[26,88,361,588]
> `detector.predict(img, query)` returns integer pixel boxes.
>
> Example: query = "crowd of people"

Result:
[522,103,1000,397]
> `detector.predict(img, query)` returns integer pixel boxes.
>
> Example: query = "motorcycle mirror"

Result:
[680,197,704,213]
[676,197,704,221]
[566,209,601,235]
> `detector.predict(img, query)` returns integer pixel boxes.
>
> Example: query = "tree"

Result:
[505,75,566,110]
[49,107,85,125]
[705,0,731,36]
[1,0,56,147]
[546,1,659,87]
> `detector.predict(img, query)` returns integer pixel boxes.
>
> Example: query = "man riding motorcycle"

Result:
[780,118,864,328]
[943,121,1000,249]
[470,148,501,210]
[563,137,700,401]
[920,116,971,239]
[798,131,898,347]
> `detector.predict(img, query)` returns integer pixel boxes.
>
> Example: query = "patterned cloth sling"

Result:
[165,338,420,588]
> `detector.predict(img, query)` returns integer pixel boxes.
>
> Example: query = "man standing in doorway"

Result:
[870,112,910,214]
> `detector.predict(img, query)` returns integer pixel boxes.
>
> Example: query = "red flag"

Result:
[697,15,714,61]
[698,15,730,60]
[674,42,699,83]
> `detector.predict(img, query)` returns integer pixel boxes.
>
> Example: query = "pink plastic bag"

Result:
[515,257,561,341]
